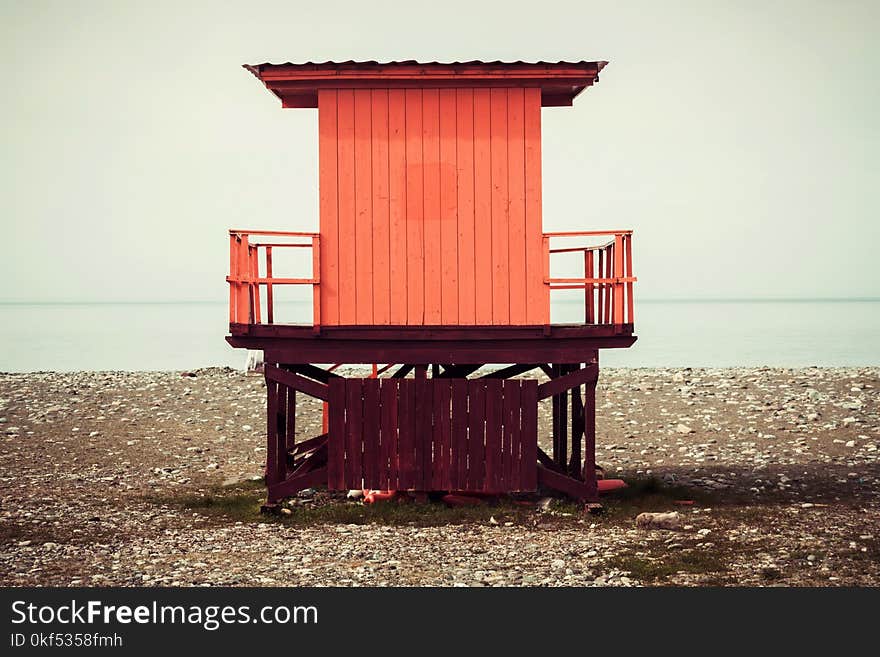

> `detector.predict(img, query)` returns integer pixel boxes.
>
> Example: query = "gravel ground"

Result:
[1,366,877,587]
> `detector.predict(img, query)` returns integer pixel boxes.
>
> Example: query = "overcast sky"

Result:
[2,0,877,302]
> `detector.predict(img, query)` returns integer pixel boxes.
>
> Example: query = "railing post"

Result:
[596,248,604,323]
[229,234,238,324]
[250,245,261,325]
[604,244,612,325]
[614,233,624,332]
[265,246,274,324]
[625,234,634,326]
[542,235,551,330]
[312,235,321,334]
[237,234,251,324]
[584,249,594,324]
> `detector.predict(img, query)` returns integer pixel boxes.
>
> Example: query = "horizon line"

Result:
[1,296,879,305]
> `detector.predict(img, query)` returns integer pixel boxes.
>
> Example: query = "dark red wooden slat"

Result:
[362,378,380,489]
[398,379,415,489]
[466,380,486,491]
[439,379,453,490]
[430,380,440,489]
[450,380,468,491]
[484,379,502,492]
[344,379,363,489]
[380,378,399,490]
[500,380,511,491]
[520,380,538,491]
[415,377,432,490]
[328,379,345,489]
[503,380,521,490]
[431,379,447,489]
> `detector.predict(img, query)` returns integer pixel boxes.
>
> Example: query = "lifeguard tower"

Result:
[226,61,637,510]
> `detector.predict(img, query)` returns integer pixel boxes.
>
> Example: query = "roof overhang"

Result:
[243,60,608,108]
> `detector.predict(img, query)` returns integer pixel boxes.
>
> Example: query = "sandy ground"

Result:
[0,366,878,587]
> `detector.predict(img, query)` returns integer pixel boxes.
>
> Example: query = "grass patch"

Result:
[144,482,540,527]
[142,474,747,529]
[608,551,729,583]
[283,501,529,527]
[143,480,266,523]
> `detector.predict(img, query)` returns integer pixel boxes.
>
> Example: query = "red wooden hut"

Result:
[226,60,637,510]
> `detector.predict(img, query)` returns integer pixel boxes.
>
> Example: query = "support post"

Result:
[583,368,598,503]
[551,364,560,466]
[569,365,584,479]
[551,364,568,470]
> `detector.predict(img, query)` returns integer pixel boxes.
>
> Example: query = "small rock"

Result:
[675,424,694,434]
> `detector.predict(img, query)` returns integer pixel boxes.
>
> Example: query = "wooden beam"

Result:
[478,363,541,379]
[249,337,635,363]
[290,433,328,456]
[289,443,328,478]
[231,323,634,341]
[268,466,328,502]
[265,364,329,401]
[437,364,483,378]
[536,464,590,500]
[537,446,563,473]
[392,364,414,378]
[537,363,599,400]
[283,363,342,383]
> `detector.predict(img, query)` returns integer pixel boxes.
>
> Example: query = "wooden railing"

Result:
[227,229,321,329]
[542,230,636,331]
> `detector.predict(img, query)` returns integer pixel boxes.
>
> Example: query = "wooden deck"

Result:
[227,324,636,364]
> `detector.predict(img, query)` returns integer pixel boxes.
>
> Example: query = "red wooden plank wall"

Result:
[327,378,538,491]
[318,87,547,326]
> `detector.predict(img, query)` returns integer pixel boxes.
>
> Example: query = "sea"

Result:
[0,299,877,372]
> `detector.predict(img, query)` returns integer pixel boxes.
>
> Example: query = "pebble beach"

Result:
[1,366,877,587]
